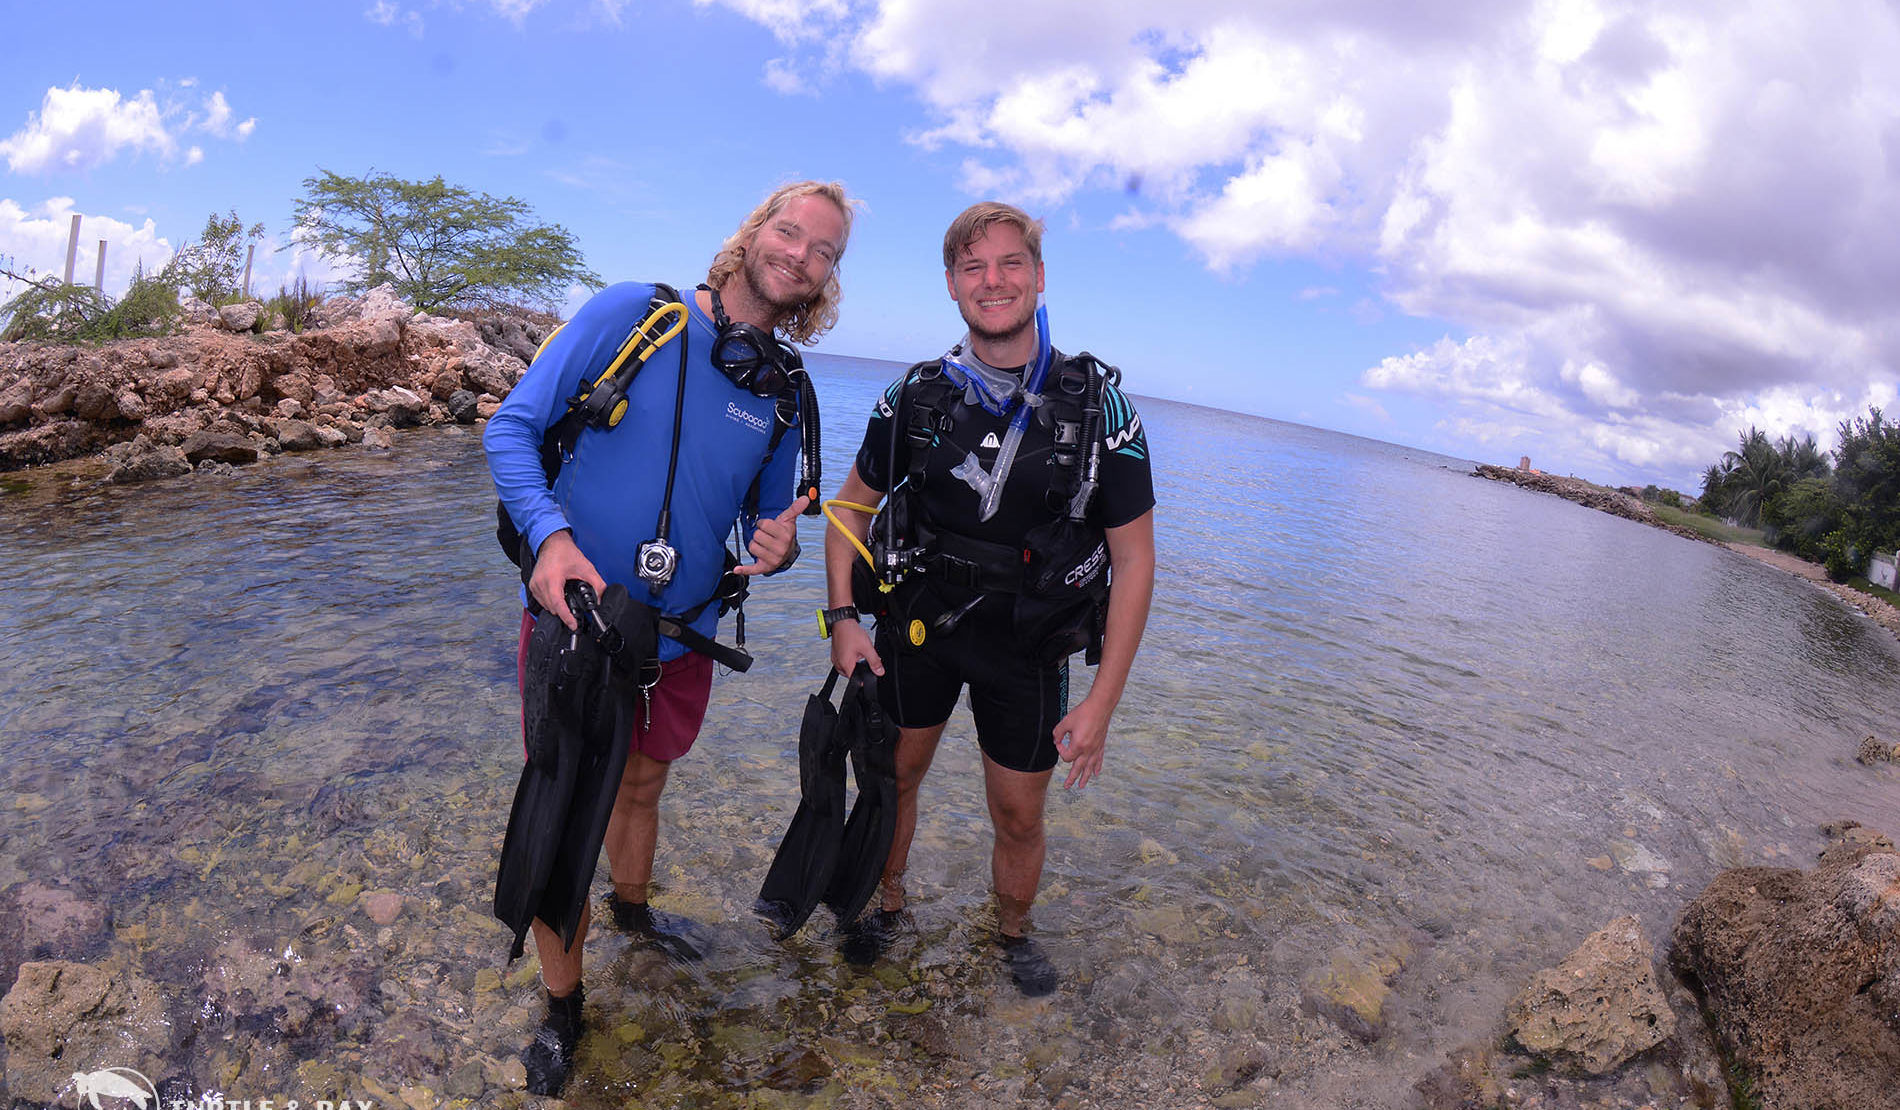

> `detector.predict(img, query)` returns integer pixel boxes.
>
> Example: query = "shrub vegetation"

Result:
[1698,410,1900,580]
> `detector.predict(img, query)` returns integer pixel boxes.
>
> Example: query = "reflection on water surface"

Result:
[1,357,1896,1107]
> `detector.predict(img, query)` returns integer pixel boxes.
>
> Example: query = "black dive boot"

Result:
[838,908,903,967]
[607,892,706,961]
[522,986,584,1096]
[998,933,1058,997]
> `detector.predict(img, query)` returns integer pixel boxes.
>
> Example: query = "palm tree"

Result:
[1699,461,1731,515]
[1720,427,1785,528]
[1777,432,1830,482]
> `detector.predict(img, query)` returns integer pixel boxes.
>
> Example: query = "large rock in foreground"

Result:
[1671,840,1900,1110]
[0,960,172,1105]
[1506,914,1677,1074]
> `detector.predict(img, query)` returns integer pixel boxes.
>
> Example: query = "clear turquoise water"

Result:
[1,352,1896,1107]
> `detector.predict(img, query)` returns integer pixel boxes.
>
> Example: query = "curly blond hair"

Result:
[705,180,857,345]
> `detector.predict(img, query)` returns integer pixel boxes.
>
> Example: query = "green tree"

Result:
[1777,432,1830,482]
[1761,476,1842,561]
[1698,461,1732,517]
[164,210,265,303]
[1833,407,1900,564]
[290,169,601,311]
[1718,427,1786,528]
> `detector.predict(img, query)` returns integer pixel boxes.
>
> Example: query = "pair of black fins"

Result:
[757,662,900,938]
[494,581,656,961]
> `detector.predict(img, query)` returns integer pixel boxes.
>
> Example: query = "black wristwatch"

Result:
[816,605,860,640]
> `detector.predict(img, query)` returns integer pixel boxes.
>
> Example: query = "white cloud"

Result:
[687,0,1900,485]
[0,86,173,173]
[490,0,550,23]
[0,83,256,174]
[366,0,425,35]
[762,58,809,96]
[198,91,257,140]
[693,0,849,43]
[0,196,174,297]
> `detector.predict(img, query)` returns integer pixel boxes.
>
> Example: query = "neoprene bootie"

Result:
[999,932,1058,997]
[607,892,707,961]
[522,985,584,1096]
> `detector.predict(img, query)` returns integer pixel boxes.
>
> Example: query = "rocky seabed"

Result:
[4,311,1899,1107]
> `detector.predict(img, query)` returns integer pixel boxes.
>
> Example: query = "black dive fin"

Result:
[757,669,849,938]
[494,589,641,960]
[821,663,899,925]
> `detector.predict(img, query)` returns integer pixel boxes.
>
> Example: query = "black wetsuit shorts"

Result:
[873,584,1069,774]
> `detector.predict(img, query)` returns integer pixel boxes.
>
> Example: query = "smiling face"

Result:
[738,193,847,316]
[946,221,1046,364]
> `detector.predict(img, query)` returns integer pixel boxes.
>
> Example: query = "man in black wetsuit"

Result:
[821,201,1156,995]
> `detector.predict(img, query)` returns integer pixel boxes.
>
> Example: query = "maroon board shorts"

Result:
[515,609,715,764]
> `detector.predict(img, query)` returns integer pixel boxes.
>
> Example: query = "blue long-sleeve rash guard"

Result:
[484,281,800,661]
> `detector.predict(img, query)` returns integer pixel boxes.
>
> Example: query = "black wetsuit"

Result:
[852,353,1154,771]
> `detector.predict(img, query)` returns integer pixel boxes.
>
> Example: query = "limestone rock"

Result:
[178,294,218,325]
[114,391,148,422]
[0,375,33,424]
[428,366,463,400]
[1671,840,1900,1109]
[362,890,404,926]
[446,389,479,424]
[1301,940,1411,1042]
[102,435,193,484]
[0,291,546,471]
[269,418,329,452]
[217,301,265,332]
[0,418,107,468]
[0,961,171,1106]
[1857,734,1898,765]
[367,385,428,427]
[181,428,259,466]
[1506,915,1676,1074]
[11,883,108,952]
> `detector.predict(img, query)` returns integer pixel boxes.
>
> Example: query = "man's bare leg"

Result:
[877,722,948,912]
[983,754,1059,996]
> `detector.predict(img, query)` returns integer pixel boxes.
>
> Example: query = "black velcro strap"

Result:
[656,615,753,672]
[923,528,1023,593]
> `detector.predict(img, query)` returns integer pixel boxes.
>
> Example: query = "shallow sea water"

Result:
[1,353,1897,1108]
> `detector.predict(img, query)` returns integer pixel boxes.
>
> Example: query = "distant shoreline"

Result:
[1474,462,1900,644]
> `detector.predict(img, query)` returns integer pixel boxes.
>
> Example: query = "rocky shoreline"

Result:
[0,285,549,482]
[1472,464,1714,545]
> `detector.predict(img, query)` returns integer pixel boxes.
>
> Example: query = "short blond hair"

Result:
[942,201,1044,270]
[705,180,856,345]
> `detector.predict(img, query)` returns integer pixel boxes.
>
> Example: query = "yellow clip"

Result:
[587,300,689,426]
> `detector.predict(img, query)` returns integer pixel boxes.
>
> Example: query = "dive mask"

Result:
[703,284,803,398]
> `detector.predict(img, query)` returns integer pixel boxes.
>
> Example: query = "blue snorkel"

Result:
[949,301,1054,521]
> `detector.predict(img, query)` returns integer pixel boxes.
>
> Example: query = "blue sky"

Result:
[3,0,1896,492]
